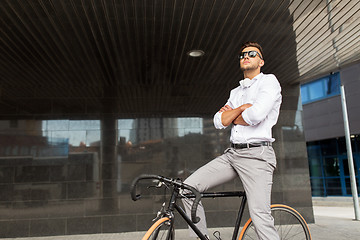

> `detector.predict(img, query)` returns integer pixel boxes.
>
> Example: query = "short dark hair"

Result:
[239,41,264,60]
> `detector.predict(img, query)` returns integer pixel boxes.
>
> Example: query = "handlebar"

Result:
[130,174,201,223]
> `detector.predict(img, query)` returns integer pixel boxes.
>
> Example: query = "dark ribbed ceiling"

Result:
[1,0,359,119]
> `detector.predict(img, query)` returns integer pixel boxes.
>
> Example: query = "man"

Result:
[182,41,282,240]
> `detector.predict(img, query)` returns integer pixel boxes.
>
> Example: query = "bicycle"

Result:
[130,174,312,240]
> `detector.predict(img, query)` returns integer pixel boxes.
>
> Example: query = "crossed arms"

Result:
[214,75,282,129]
[219,103,252,127]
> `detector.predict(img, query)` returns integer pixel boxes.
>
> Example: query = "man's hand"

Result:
[233,104,252,126]
[240,103,252,111]
[219,105,233,113]
[219,103,253,126]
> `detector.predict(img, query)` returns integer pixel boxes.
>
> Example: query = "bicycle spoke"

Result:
[243,225,257,240]
[240,205,311,240]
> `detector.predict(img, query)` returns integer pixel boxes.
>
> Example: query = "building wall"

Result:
[303,63,360,142]
[0,85,313,238]
[302,62,360,197]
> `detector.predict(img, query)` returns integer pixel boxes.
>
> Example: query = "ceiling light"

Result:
[187,50,205,57]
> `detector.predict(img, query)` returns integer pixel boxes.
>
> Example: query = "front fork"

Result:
[154,187,209,240]
[150,189,178,240]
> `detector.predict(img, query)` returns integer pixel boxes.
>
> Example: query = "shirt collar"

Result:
[239,72,263,88]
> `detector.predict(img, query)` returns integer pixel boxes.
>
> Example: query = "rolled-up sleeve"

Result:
[213,111,227,129]
[213,89,237,129]
[242,75,281,126]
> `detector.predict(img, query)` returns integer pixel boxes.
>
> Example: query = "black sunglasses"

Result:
[238,50,263,60]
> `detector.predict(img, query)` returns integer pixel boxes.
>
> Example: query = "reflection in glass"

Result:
[0,117,227,235]
[323,157,340,177]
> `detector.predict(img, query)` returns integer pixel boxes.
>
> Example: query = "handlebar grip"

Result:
[130,174,202,224]
[130,174,161,201]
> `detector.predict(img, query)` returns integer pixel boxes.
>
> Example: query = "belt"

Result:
[230,141,272,149]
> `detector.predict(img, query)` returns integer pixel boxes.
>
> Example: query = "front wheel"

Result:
[239,204,312,240]
[142,217,174,240]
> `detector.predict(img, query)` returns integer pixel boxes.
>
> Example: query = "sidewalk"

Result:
[1,197,359,239]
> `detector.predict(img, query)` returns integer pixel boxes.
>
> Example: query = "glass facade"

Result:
[0,100,314,237]
[0,118,232,237]
[0,81,314,238]
[307,135,360,196]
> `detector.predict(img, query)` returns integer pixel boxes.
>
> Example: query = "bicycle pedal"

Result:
[213,231,221,240]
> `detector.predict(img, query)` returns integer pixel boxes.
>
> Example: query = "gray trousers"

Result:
[182,146,280,240]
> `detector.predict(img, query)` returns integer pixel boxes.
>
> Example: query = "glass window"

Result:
[325,178,342,195]
[300,86,309,103]
[321,138,337,155]
[323,157,340,177]
[301,72,340,104]
[307,144,323,177]
[338,137,347,155]
[310,178,325,196]
[327,73,341,95]
[307,136,360,196]
[308,80,324,100]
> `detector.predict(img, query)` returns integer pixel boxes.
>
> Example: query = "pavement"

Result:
[1,197,359,240]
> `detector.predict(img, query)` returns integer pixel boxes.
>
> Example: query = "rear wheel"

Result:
[142,217,174,240]
[239,204,311,240]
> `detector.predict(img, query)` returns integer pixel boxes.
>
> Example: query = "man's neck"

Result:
[243,70,261,80]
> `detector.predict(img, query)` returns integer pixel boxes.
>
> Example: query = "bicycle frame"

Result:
[166,189,247,240]
[132,175,312,240]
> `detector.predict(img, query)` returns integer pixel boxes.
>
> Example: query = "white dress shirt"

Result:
[213,73,282,144]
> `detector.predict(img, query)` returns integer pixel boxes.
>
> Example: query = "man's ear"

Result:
[259,59,265,67]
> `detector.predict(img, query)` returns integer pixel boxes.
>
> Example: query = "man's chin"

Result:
[241,66,258,72]
[241,67,253,71]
